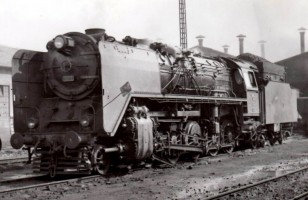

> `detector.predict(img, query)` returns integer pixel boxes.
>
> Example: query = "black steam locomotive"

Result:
[10,28,297,176]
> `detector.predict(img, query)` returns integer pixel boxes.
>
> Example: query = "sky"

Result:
[0,0,307,62]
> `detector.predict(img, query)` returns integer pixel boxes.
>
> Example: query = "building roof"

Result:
[237,52,271,64]
[189,45,234,58]
[275,52,308,96]
[0,45,18,67]
[275,51,308,64]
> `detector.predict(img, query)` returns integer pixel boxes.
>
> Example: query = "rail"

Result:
[291,191,308,200]
[0,175,100,194]
[205,166,308,200]
[0,157,28,165]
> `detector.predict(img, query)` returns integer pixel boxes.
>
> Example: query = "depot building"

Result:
[0,45,17,145]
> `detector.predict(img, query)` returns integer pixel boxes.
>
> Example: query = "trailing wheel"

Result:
[92,145,110,175]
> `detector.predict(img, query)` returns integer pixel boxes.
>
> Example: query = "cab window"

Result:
[248,71,257,87]
[243,70,258,90]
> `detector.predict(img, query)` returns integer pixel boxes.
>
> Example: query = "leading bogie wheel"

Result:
[92,145,110,175]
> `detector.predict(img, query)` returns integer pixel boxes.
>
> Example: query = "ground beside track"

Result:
[0,147,29,176]
[1,132,308,200]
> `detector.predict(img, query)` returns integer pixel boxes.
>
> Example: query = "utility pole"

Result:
[179,0,187,49]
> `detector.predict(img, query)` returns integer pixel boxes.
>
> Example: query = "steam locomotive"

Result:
[10,28,297,176]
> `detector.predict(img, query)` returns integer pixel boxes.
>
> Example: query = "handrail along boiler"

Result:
[10,28,297,176]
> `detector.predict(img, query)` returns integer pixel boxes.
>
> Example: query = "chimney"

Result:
[237,34,246,55]
[222,45,229,54]
[298,27,306,54]
[85,28,105,41]
[258,40,266,58]
[196,35,205,47]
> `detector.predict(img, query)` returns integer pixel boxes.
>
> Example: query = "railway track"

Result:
[292,191,308,200]
[0,157,28,165]
[205,166,308,200]
[0,174,47,186]
[0,174,101,195]
[0,144,304,199]
[0,153,227,196]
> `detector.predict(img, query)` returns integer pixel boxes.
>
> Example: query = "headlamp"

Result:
[53,35,75,50]
[80,116,91,127]
[27,118,38,129]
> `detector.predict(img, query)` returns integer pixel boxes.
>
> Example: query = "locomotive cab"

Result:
[222,58,264,147]
[225,58,260,117]
[241,67,260,117]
